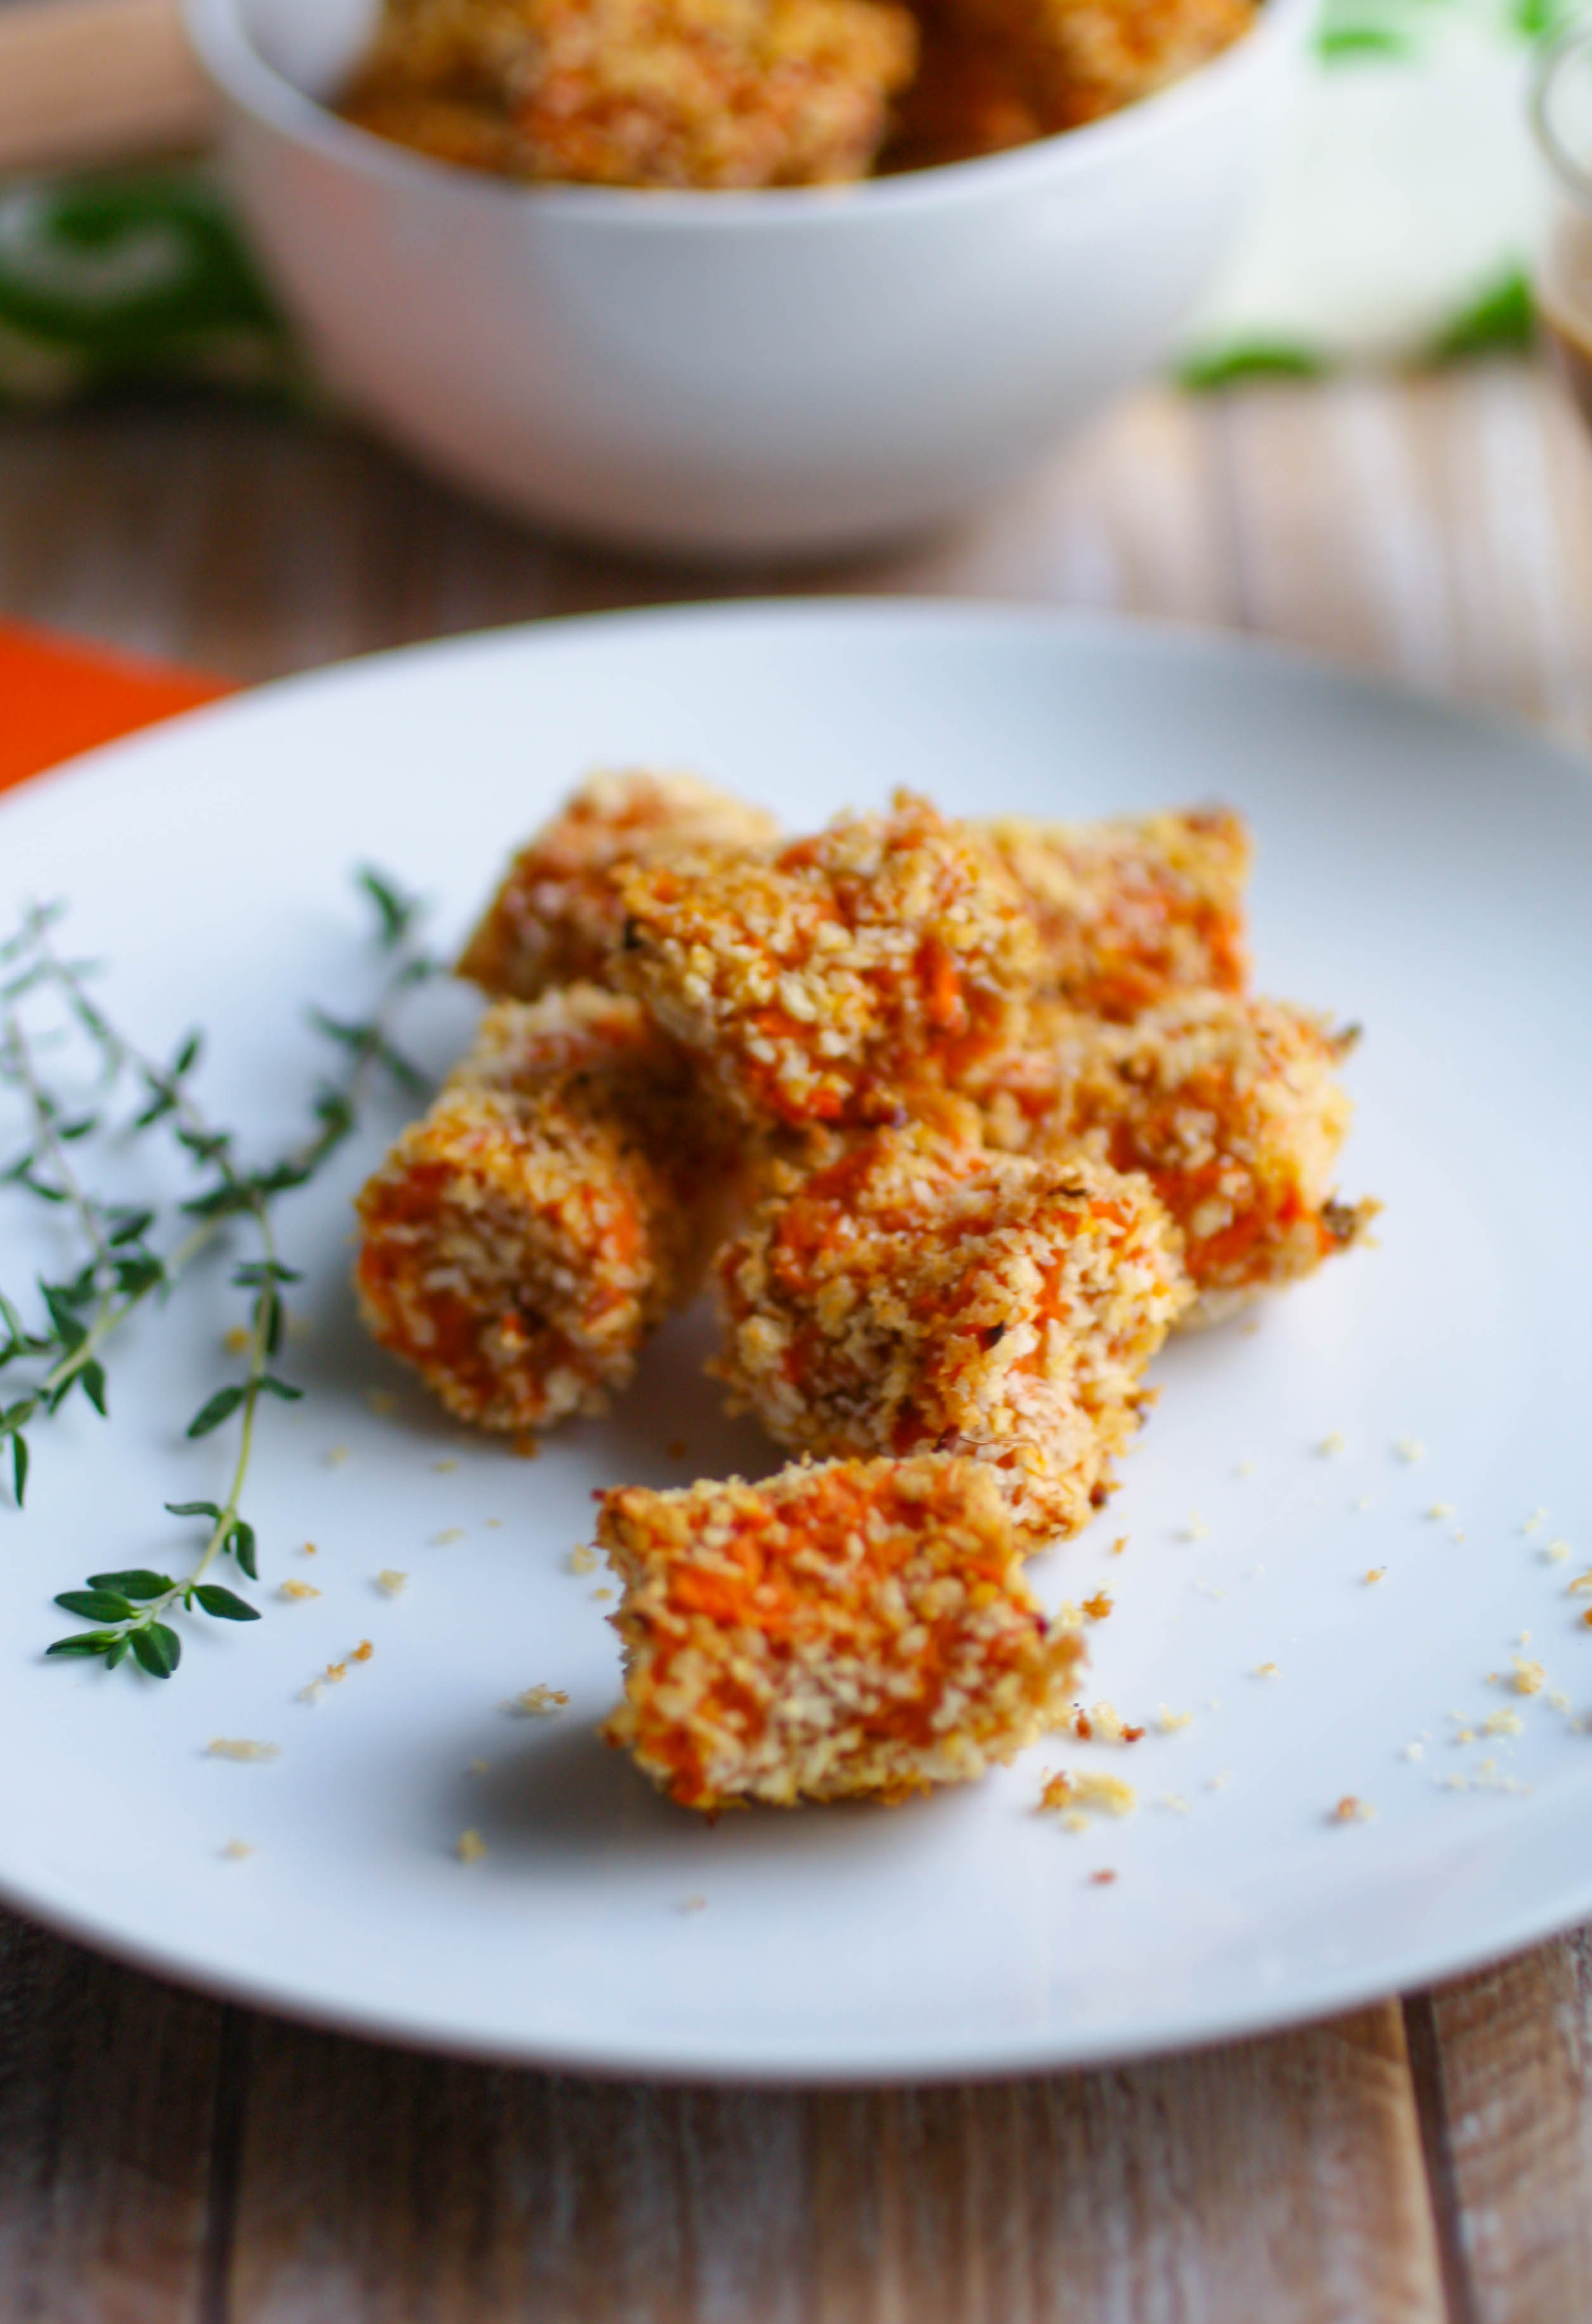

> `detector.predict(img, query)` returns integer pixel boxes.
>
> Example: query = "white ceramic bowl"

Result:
[185,0,1312,559]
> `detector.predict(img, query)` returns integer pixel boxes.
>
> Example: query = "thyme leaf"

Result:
[0,870,437,1675]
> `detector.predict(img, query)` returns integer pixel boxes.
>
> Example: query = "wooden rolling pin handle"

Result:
[0,0,218,177]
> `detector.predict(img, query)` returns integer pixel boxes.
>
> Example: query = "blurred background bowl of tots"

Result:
[179,0,1314,560]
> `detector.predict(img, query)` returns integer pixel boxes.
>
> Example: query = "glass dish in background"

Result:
[1533,23,1592,424]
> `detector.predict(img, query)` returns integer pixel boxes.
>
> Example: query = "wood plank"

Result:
[1408,1941,1592,2324]
[219,2002,1444,2323]
[0,1909,228,2324]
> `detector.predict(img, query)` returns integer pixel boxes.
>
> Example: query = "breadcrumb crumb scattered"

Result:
[434,1458,459,1473]
[1318,1431,1345,1457]
[1427,1502,1454,1520]
[569,1543,599,1575]
[1184,1513,1210,1541]
[1208,1769,1233,1790]
[377,1569,408,1595]
[1549,1541,1573,1563]
[1157,1793,1190,1814]
[469,1758,491,1774]
[1364,1568,1385,1585]
[507,1684,570,1716]
[1089,1869,1118,1886]
[221,1838,254,1860]
[1111,1535,1128,1556]
[1156,1705,1193,1733]
[1068,1701,1143,1744]
[1524,1509,1548,1533]
[1332,1795,1374,1823]
[207,1739,280,1762]
[433,1528,466,1546]
[224,1325,252,1357]
[353,1640,374,1663]
[302,1542,318,1556]
[1404,1742,1424,1761]
[1081,1591,1113,1622]
[1040,1770,1137,1818]
[366,1389,397,1416]
[456,1829,488,1863]
[679,1894,708,1913]
[325,1447,351,1468]
[1234,1461,1255,1480]
[1395,1437,1426,1463]
[1512,1656,1546,1696]
[1255,1662,1279,1679]
[1484,1708,1524,1738]
[279,1580,321,1602]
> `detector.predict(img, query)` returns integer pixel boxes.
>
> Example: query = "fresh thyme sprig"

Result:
[0,867,437,1677]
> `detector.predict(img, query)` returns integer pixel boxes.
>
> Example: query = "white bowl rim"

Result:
[183,0,1316,229]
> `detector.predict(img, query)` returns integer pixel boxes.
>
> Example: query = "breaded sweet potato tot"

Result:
[969,992,1376,1324]
[617,792,1040,1131]
[599,1454,1085,1809]
[893,0,1254,166]
[982,806,1251,1019]
[342,0,918,188]
[356,986,730,1431]
[458,769,779,1002]
[715,1125,1190,1542]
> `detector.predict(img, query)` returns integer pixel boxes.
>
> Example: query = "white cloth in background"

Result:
[1184,0,1551,371]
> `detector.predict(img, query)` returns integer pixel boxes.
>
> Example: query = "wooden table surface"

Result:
[3,358,1592,2322]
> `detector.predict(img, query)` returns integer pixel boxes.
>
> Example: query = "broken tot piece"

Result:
[355,986,732,1432]
[599,1455,1085,1811]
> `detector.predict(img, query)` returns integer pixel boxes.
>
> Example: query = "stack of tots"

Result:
[356,770,1375,1812]
[339,0,1258,188]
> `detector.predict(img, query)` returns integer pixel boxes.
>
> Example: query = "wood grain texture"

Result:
[1,358,1591,2320]
[0,1914,226,2323]
[215,2003,1442,2323]
[0,0,214,176]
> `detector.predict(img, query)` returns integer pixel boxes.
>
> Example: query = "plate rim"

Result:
[3,595,1590,2084]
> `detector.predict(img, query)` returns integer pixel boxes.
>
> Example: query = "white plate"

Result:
[1,602,1590,2084]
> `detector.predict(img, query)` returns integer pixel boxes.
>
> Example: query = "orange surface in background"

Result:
[0,621,233,796]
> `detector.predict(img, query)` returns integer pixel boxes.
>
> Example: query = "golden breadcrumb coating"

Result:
[981,806,1251,1019]
[715,1124,1191,1543]
[355,986,730,1431]
[458,769,779,1003]
[341,0,918,189]
[888,0,1253,169]
[885,0,1251,165]
[968,991,1376,1323]
[599,1454,1085,1808]
[617,791,1041,1132]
